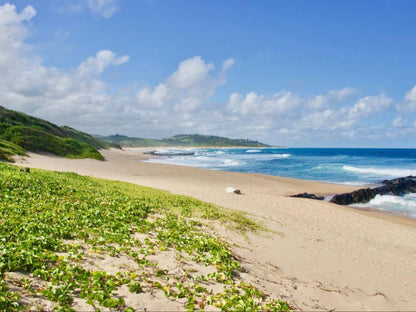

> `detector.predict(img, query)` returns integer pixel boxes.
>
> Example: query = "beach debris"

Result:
[290,192,324,201]
[225,187,242,194]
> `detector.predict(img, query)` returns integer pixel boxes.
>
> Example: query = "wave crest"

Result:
[343,165,416,177]
[246,149,261,153]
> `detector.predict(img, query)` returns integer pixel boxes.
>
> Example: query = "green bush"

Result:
[0,105,108,160]
[1,126,103,160]
[0,139,25,162]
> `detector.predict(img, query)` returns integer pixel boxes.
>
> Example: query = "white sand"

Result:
[13,149,416,310]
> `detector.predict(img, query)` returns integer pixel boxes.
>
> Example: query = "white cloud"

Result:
[327,87,358,101]
[136,84,170,108]
[0,3,129,133]
[0,4,35,66]
[405,85,416,102]
[0,3,35,24]
[220,58,235,74]
[136,56,234,112]
[84,0,119,18]
[53,0,119,18]
[87,0,119,18]
[398,85,416,111]
[168,56,214,89]
[348,94,392,119]
[227,90,300,116]
[77,50,129,78]
[307,87,358,110]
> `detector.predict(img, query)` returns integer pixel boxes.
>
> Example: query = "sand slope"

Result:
[13,149,416,310]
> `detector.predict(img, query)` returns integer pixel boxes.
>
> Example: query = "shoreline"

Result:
[128,147,416,225]
[11,148,416,310]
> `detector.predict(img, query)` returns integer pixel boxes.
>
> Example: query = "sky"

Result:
[1,0,416,147]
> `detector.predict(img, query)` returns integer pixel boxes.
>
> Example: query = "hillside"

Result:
[0,106,119,162]
[97,134,270,148]
[95,134,170,147]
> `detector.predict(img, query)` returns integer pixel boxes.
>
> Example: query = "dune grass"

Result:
[0,163,289,311]
[0,139,25,162]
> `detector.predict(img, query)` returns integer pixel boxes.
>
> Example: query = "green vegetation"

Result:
[0,106,119,162]
[96,134,170,147]
[97,133,270,148]
[0,163,289,311]
[0,139,25,162]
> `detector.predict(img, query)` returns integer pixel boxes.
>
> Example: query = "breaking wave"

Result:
[352,194,416,219]
[343,165,416,177]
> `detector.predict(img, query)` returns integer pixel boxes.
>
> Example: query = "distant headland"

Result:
[95,133,271,148]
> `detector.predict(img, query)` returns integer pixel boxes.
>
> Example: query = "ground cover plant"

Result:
[0,163,290,311]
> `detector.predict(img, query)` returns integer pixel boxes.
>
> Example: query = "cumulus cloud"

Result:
[397,85,416,111]
[0,3,35,66]
[136,56,234,112]
[307,87,358,109]
[223,88,396,144]
[77,50,129,78]
[405,85,416,103]
[0,3,129,133]
[348,94,392,119]
[227,90,300,116]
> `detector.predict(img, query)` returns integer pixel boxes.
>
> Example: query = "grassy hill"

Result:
[95,134,170,147]
[0,106,119,162]
[97,134,270,148]
[0,162,290,311]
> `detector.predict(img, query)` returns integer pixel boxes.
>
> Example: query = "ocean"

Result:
[144,148,416,219]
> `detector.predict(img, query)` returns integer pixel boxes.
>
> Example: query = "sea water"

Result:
[144,148,416,219]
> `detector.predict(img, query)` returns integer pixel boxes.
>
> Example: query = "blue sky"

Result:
[1,0,416,147]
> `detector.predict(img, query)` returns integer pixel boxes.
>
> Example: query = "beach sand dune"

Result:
[14,149,416,310]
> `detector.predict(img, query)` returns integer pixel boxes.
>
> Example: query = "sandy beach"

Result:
[13,148,416,311]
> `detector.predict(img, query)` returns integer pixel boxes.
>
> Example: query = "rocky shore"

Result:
[292,176,416,206]
[330,176,416,205]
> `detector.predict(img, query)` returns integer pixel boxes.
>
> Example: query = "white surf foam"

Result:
[343,165,416,177]
[246,149,261,153]
[351,194,416,218]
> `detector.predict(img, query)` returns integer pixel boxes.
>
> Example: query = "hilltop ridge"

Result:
[97,133,270,148]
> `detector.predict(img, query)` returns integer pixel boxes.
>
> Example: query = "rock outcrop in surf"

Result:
[144,150,195,157]
[291,176,416,205]
[290,192,324,201]
[330,176,416,205]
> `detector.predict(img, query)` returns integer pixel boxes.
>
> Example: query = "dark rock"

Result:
[20,167,30,173]
[291,192,324,201]
[144,150,195,157]
[330,176,416,205]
